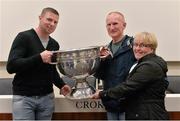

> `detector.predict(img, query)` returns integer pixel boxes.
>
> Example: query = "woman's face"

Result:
[133,37,153,60]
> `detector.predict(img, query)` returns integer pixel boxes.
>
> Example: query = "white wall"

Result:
[0,0,180,61]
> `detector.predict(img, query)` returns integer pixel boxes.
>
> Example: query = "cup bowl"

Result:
[54,46,100,79]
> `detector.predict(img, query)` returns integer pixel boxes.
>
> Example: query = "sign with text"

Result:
[55,97,106,112]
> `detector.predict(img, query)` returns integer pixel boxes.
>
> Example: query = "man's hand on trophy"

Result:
[60,84,72,96]
[40,50,53,63]
[99,46,113,59]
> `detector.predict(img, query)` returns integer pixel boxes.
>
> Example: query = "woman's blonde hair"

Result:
[135,32,158,52]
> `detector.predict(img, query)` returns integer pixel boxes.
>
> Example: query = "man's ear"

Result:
[123,23,126,27]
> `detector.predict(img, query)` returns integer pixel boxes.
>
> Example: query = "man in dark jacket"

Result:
[92,32,169,120]
[6,7,71,120]
[94,11,136,120]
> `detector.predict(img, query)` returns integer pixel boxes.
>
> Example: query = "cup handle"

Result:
[49,51,59,64]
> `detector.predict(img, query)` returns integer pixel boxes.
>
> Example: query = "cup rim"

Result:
[52,46,100,53]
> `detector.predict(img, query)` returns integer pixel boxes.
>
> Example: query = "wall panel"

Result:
[0,0,180,61]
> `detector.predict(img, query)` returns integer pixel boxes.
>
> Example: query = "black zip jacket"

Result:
[100,54,169,120]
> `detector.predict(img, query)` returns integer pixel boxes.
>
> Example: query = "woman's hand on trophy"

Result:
[90,90,101,99]
[60,84,72,96]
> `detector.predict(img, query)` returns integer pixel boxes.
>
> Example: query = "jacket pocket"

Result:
[126,104,150,120]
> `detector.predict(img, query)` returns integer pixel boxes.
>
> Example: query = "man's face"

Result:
[39,11,59,34]
[106,13,126,41]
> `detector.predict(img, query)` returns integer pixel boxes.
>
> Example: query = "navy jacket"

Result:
[95,35,136,112]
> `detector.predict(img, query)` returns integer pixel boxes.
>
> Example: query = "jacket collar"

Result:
[108,35,133,58]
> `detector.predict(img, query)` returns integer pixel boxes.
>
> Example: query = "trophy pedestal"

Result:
[67,80,95,99]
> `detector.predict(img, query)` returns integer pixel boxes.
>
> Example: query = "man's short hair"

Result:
[41,7,59,16]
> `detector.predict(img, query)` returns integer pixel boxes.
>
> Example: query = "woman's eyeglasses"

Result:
[133,43,151,48]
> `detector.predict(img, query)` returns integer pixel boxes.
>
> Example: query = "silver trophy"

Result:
[51,46,100,99]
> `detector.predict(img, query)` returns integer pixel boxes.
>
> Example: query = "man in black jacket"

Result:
[7,7,71,120]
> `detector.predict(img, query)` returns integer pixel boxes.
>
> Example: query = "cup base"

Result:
[65,83,95,100]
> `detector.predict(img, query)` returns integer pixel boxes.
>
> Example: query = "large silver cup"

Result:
[51,46,100,99]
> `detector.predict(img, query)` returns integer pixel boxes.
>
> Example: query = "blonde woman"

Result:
[92,32,169,120]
